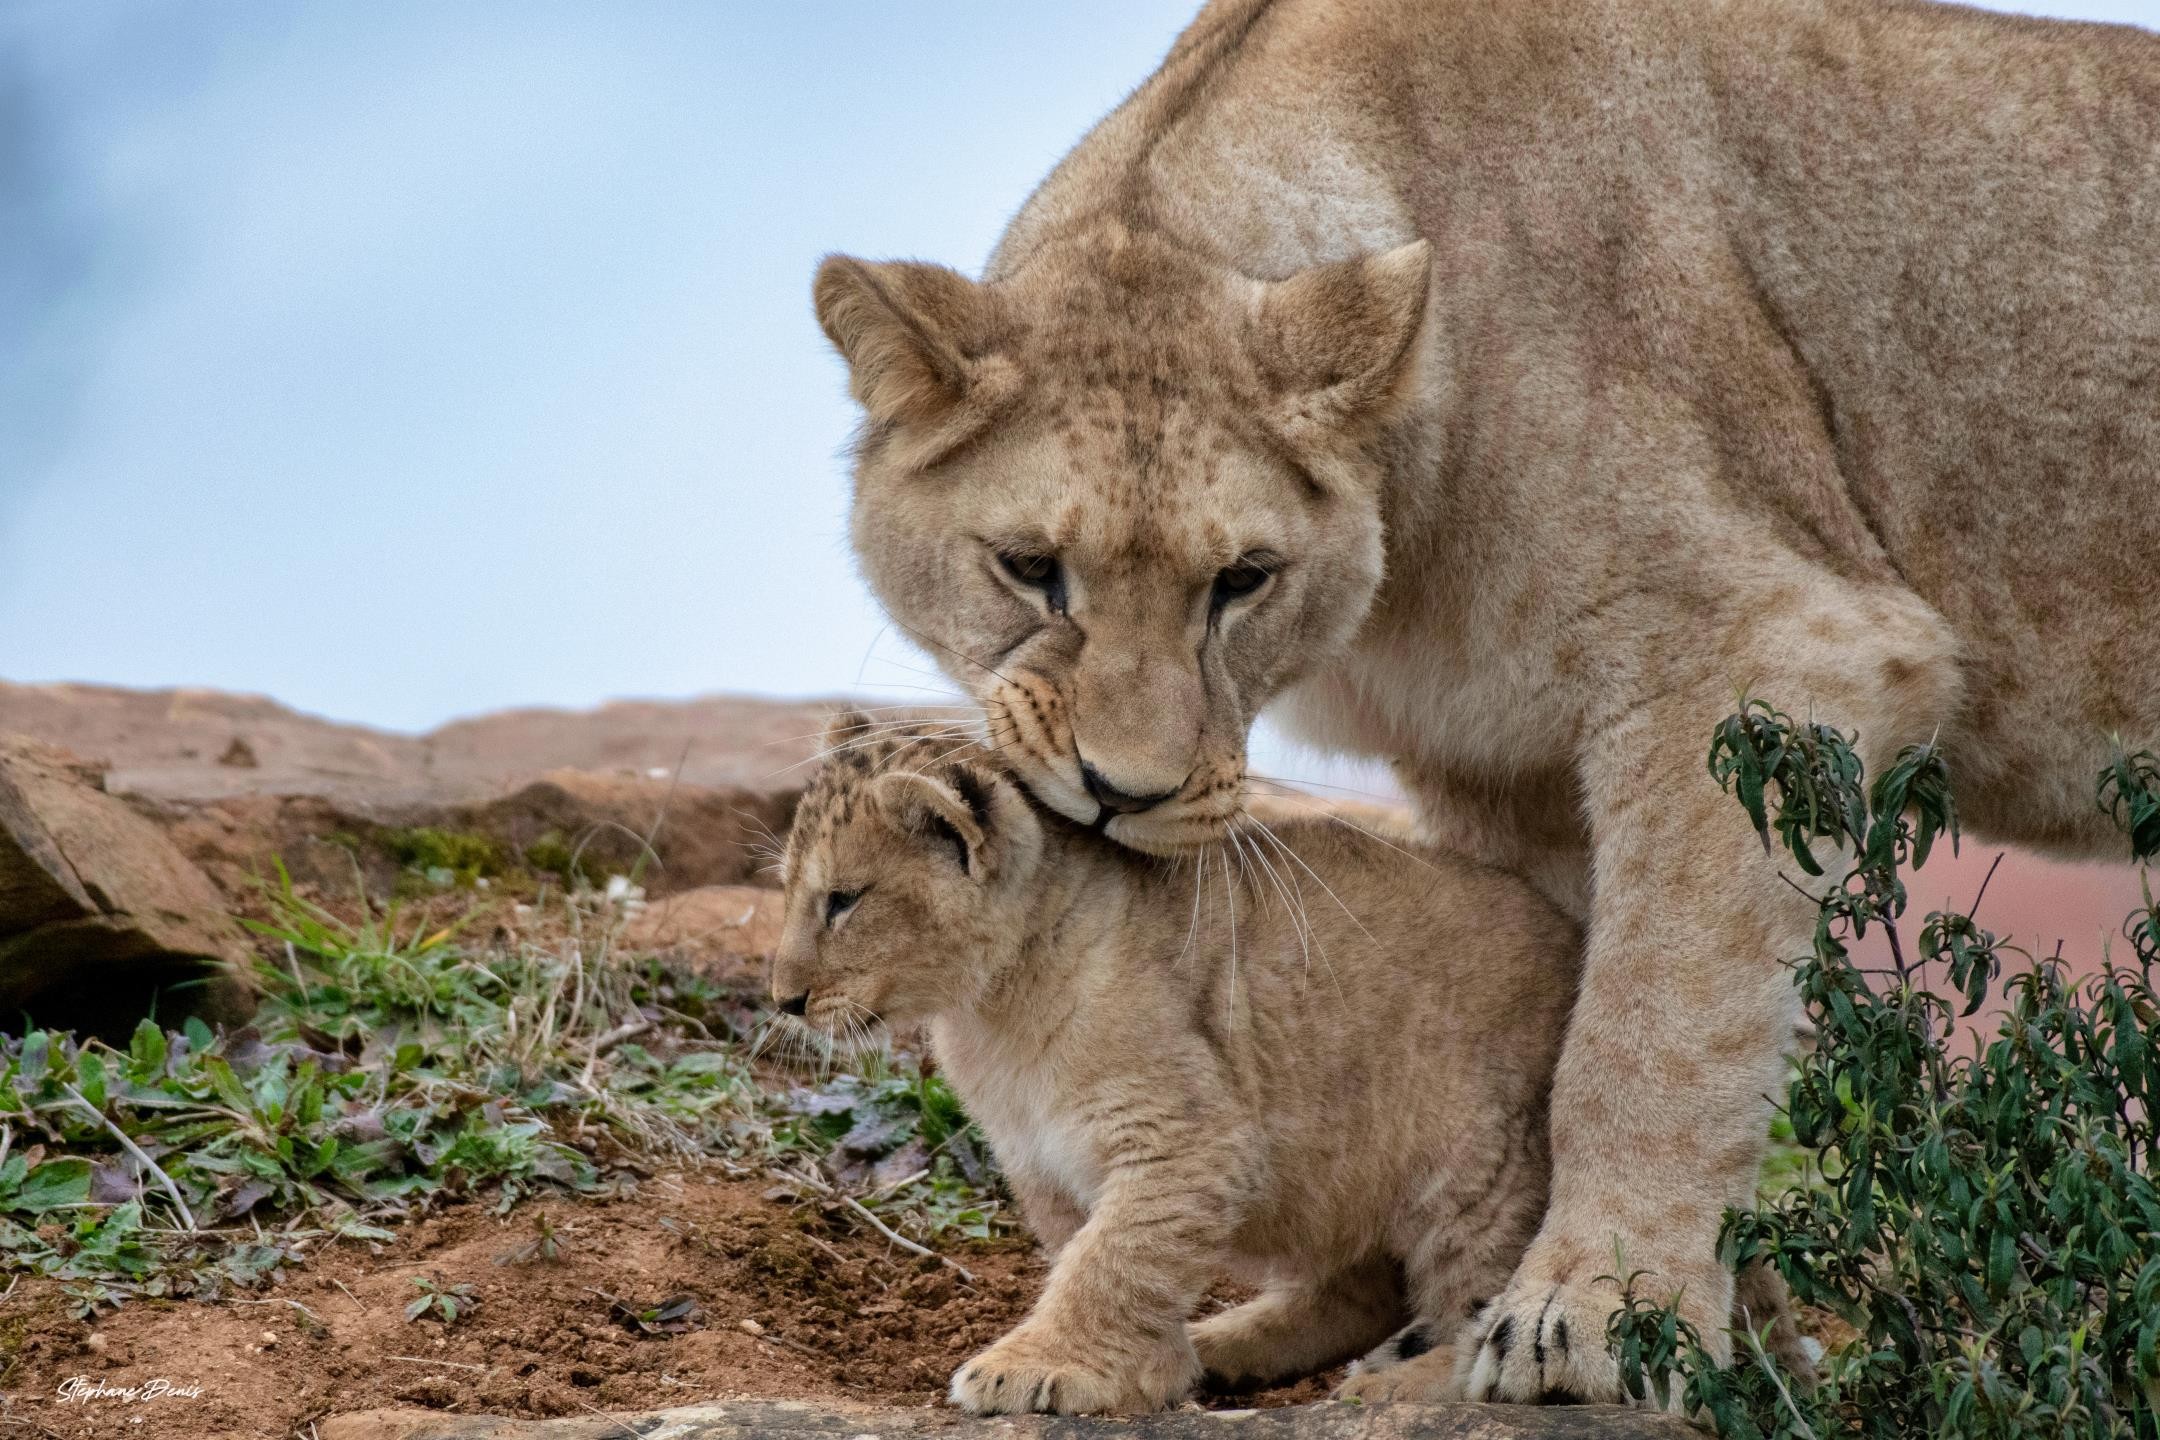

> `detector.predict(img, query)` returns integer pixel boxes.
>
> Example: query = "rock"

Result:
[319,1401,1693,1440]
[0,681,843,808]
[0,682,875,901]
[457,773,794,895]
[144,776,799,904]
[620,885,783,976]
[0,737,253,1033]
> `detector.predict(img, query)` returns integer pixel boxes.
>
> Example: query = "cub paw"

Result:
[1335,1326,1461,1403]
[1189,1303,1301,1390]
[949,1326,1196,1416]
[1348,1318,1445,1375]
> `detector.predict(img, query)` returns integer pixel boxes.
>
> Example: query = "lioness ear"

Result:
[1249,240,1431,463]
[873,771,990,879]
[812,256,1019,468]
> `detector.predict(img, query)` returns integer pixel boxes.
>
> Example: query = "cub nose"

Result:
[778,991,810,1017]
[1079,761,1179,816]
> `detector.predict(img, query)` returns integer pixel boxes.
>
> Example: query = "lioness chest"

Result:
[1282,598,1581,789]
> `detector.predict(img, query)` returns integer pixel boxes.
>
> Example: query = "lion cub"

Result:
[771,716,1578,1414]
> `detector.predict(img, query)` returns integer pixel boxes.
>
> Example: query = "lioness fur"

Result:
[812,0,2160,1401]
[771,717,1580,1411]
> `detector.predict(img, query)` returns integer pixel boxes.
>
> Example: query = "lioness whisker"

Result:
[1221,836,1243,1030]
[1241,784,1444,876]
[764,709,980,748]
[1245,772,1404,805]
[886,616,1019,688]
[766,726,980,779]
[856,653,978,697]
[1239,821,1309,958]
[1240,814,1380,946]
[1176,847,1208,972]
[1239,816,1348,1006]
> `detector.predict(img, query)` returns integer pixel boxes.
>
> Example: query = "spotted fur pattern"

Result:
[772,717,1579,1412]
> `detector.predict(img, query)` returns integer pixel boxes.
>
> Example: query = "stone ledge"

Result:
[0,735,253,1029]
[319,1400,1694,1440]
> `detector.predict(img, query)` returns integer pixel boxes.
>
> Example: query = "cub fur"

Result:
[772,715,1575,1412]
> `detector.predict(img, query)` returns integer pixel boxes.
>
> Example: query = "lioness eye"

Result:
[1212,556,1275,608]
[824,889,863,924]
[997,551,1067,613]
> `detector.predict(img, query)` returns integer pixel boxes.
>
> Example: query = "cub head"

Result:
[814,223,1429,855]
[771,712,1045,1044]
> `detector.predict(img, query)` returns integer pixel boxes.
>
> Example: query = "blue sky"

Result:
[0,0,2150,749]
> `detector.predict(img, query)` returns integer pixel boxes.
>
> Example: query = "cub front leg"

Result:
[1337,1111,1550,1403]
[951,1126,1250,1415]
[1006,1170,1087,1260]
[1467,633,1958,1403]
[1192,1255,1403,1390]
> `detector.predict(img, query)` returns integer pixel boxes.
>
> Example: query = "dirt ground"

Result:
[0,1176,1337,1440]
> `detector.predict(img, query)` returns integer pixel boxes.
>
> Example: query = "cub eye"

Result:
[1212,556,1276,608]
[997,550,1067,613]
[824,888,863,925]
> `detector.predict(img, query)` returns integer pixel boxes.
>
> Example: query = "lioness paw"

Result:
[1462,1277,1627,1404]
[949,1328,1194,1416]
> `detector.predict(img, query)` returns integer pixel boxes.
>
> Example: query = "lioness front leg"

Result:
[1467,635,1958,1403]
[951,1132,1248,1415]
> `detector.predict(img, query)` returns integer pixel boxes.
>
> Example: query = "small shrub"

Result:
[1615,703,2160,1438]
[384,826,503,889]
[522,831,600,887]
[494,1212,565,1266]
[404,1274,477,1325]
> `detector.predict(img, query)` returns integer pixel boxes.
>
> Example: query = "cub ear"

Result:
[820,707,878,753]
[872,771,990,879]
[812,256,1020,468]
[1248,240,1431,470]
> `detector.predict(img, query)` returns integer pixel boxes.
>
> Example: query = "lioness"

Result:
[812,0,2160,1404]
[771,716,1578,1410]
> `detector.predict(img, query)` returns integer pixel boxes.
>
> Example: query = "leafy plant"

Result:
[495,1211,565,1266]
[384,827,504,891]
[607,1292,702,1335]
[1615,705,2160,1438]
[404,1274,477,1325]
[3,863,1008,1306]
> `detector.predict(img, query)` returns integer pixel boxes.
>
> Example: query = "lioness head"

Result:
[771,713,1045,1043]
[814,223,1429,855]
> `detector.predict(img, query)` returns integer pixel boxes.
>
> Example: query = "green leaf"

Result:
[14,1158,93,1214]
[128,1020,168,1082]
[75,1052,108,1111]
[17,1030,51,1087]
[1987,1227,2016,1297]
[202,1056,251,1115]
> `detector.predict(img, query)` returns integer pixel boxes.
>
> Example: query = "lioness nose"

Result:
[779,991,810,1017]
[1080,761,1178,815]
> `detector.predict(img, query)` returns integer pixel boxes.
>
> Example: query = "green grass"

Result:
[0,865,1009,1314]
